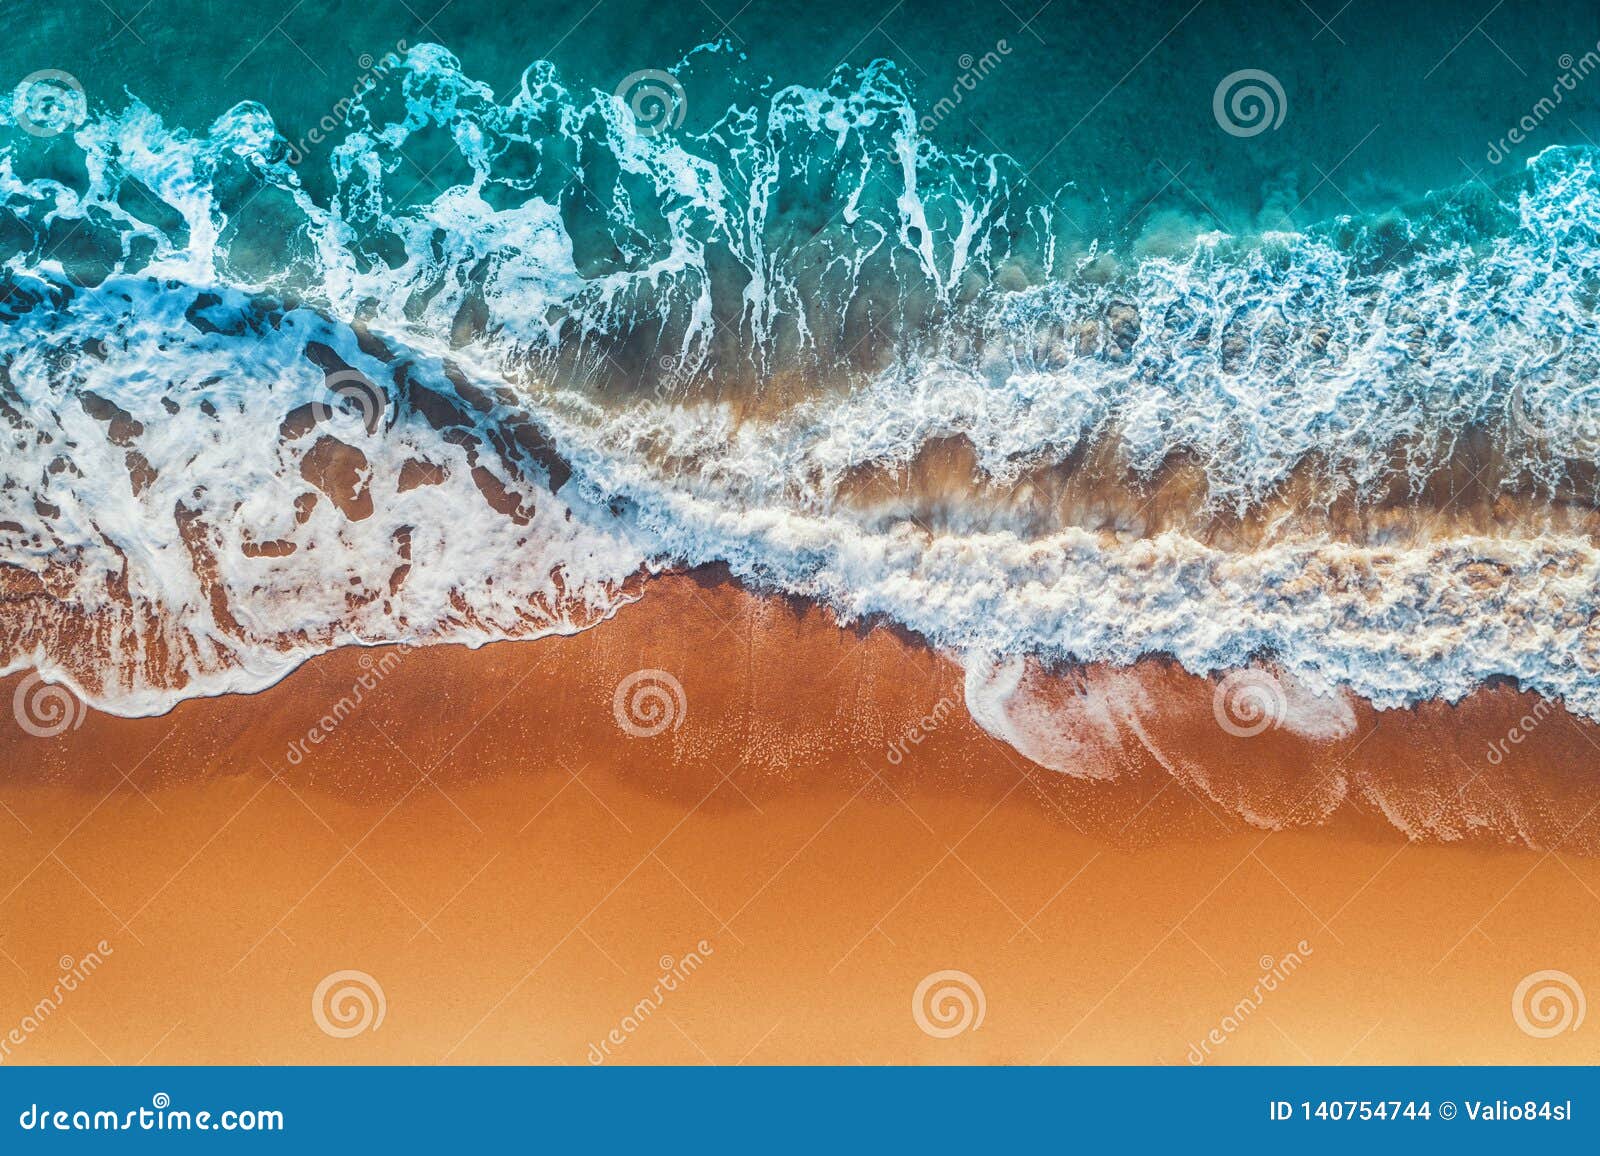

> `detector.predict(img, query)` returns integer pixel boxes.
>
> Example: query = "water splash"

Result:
[4,42,1600,731]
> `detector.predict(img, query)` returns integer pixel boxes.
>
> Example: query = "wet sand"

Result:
[1,574,1598,1064]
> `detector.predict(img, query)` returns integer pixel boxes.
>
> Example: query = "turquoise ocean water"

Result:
[9,0,1600,226]
[7,0,1600,761]
[12,0,1600,222]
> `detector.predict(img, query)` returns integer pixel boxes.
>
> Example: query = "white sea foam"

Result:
[0,277,645,712]
[3,42,1600,743]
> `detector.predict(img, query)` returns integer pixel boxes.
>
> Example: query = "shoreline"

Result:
[1,575,1598,1063]
[11,566,1599,847]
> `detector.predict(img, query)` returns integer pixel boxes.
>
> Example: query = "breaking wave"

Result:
[6,40,1600,745]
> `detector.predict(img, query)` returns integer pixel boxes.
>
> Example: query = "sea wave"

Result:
[4,42,1600,741]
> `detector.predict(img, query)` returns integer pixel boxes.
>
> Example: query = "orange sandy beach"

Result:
[1,574,1598,1065]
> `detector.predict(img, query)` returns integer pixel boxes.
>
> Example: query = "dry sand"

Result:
[1,574,1598,1064]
